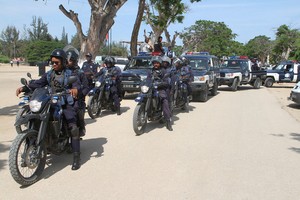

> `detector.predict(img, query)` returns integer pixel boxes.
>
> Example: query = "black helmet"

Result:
[173,57,183,66]
[66,50,79,62]
[104,56,115,65]
[151,56,162,64]
[181,56,190,65]
[50,49,67,66]
[86,52,92,57]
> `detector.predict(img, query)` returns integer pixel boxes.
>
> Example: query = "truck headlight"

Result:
[29,100,42,112]
[140,75,147,81]
[225,73,234,78]
[141,85,149,93]
[194,76,205,82]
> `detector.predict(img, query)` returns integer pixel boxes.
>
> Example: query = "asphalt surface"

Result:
[1,64,300,199]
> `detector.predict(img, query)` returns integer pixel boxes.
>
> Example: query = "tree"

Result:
[27,16,52,41]
[61,27,68,45]
[59,0,127,61]
[0,26,19,58]
[245,35,272,64]
[130,0,146,56]
[144,0,201,47]
[180,20,237,57]
[273,25,300,61]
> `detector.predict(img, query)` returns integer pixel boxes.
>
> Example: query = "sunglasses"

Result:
[51,61,60,65]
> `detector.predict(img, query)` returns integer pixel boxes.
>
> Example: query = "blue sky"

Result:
[1,0,299,45]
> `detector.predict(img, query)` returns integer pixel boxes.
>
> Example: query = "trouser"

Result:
[111,85,120,109]
[159,90,171,121]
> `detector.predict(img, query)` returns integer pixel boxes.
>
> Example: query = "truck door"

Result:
[282,64,294,82]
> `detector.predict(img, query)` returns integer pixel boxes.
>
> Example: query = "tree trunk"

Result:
[130,0,146,56]
[59,0,127,62]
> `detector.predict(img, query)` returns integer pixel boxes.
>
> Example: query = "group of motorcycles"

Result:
[9,63,190,186]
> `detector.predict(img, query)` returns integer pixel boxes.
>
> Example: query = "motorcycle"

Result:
[87,70,118,119]
[172,73,190,112]
[133,77,166,135]
[9,76,77,186]
[15,73,35,133]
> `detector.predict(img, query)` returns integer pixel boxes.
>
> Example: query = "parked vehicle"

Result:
[183,52,220,102]
[121,52,153,94]
[87,70,118,119]
[219,56,266,91]
[133,78,164,135]
[114,57,129,71]
[288,81,300,104]
[9,76,77,186]
[264,60,300,87]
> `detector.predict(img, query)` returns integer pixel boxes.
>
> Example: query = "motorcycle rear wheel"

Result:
[9,130,46,186]
[133,103,147,136]
[87,95,101,119]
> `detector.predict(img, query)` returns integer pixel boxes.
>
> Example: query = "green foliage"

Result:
[0,54,10,63]
[244,35,272,64]
[180,20,237,57]
[25,40,65,65]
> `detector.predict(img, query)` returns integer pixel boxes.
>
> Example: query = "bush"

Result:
[0,54,10,63]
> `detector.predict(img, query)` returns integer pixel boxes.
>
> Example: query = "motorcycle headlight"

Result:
[95,81,101,87]
[141,85,149,93]
[29,100,42,112]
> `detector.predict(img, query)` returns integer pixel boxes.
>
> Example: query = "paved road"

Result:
[1,65,300,199]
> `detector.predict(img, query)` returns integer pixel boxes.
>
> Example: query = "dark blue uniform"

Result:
[96,65,122,113]
[26,68,81,127]
[81,61,99,90]
[146,68,172,121]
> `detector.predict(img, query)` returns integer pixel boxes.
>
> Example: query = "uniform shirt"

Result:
[81,61,99,79]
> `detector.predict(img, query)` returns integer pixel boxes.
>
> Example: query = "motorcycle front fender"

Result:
[135,93,147,103]
[88,88,98,96]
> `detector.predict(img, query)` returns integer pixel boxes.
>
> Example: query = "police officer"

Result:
[146,56,173,131]
[16,49,82,170]
[66,50,89,137]
[95,56,122,115]
[81,52,99,90]
[181,56,194,100]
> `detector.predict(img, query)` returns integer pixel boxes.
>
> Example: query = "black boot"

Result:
[117,107,121,115]
[166,120,173,131]
[72,152,81,170]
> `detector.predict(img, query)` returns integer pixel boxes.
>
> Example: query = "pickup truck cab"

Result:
[183,52,220,102]
[264,60,300,87]
[219,56,266,91]
[121,52,153,94]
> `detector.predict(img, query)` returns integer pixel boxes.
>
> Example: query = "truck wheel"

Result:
[231,78,238,91]
[264,77,274,87]
[211,81,218,96]
[253,78,262,89]
[199,85,208,102]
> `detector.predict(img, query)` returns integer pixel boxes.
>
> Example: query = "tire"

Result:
[133,103,147,136]
[264,77,274,87]
[211,81,218,96]
[199,84,208,102]
[87,94,101,119]
[9,130,46,186]
[231,78,238,91]
[253,78,262,89]
[15,105,30,133]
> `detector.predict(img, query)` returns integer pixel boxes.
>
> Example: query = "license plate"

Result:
[123,84,134,88]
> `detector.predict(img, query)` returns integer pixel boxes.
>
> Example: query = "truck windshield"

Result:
[272,64,285,70]
[188,58,209,70]
[127,57,152,69]
[221,60,248,70]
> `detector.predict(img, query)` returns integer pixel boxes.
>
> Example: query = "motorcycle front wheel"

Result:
[9,130,46,186]
[133,103,147,136]
[15,105,30,133]
[87,94,101,119]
